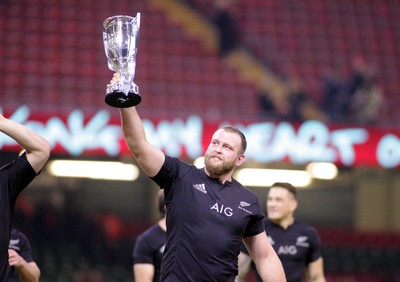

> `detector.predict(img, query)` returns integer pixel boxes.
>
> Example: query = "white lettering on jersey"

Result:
[211,203,233,217]
[277,245,298,255]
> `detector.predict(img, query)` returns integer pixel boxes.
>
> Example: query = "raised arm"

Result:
[0,114,50,173]
[243,233,286,282]
[119,107,165,177]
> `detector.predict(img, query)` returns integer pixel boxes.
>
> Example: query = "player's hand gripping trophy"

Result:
[102,13,141,107]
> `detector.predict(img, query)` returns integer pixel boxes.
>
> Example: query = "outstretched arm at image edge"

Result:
[0,114,50,173]
[244,233,286,282]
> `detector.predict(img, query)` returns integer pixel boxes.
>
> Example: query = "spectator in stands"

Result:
[0,112,50,279]
[213,0,240,56]
[284,74,310,122]
[256,75,291,121]
[350,64,383,125]
[322,56,383,125]
[132,190,166,282]
[257,89,279,119]
[343,56,384,125]
[258,73,326,122]
[322,61,349,123]
[348,56,369,100]
[238,182,326,282]
[8,228,41,282]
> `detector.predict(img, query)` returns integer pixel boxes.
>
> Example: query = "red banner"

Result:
[1,106,399,169]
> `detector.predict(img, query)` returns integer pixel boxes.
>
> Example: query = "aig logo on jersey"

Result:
[273,236,310,256]
[211,203,233,217]
[268,236,298,255]
[278,245,298,255]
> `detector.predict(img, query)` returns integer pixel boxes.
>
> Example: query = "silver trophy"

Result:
[103,13,141,108]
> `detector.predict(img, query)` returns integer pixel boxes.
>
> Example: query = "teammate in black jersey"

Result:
[0,113,50,280]
[8,228,41,282]
[133,191,166,282]
[112,73,285,282]
[239,182,326,282]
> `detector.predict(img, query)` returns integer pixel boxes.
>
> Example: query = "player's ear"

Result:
[236,154,245,166]
[290,198,298,212]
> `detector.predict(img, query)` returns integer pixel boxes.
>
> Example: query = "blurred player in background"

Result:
[8,228,41,282]
[132,191,166,282]
[238,182,326,282]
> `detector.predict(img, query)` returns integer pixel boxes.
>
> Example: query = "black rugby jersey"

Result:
[256,219,323,282]
[133,223,166,282]
[0,154,37,279]
[151,156,265,282]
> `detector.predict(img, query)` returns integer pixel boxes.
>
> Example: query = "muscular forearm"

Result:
[120,107,148,157]
[119,107,165,177]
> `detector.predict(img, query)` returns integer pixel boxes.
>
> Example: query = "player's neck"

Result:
[204,167,233,184]
[276,216,295,230]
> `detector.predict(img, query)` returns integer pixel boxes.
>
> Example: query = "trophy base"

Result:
[105,91,142,108]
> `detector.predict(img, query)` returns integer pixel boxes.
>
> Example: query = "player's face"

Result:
[204,129,244,177]
[266,187,297,221]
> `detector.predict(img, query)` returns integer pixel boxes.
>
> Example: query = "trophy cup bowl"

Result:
[103,13,141,108]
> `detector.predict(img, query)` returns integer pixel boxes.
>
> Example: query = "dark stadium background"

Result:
[1,0,400,281]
